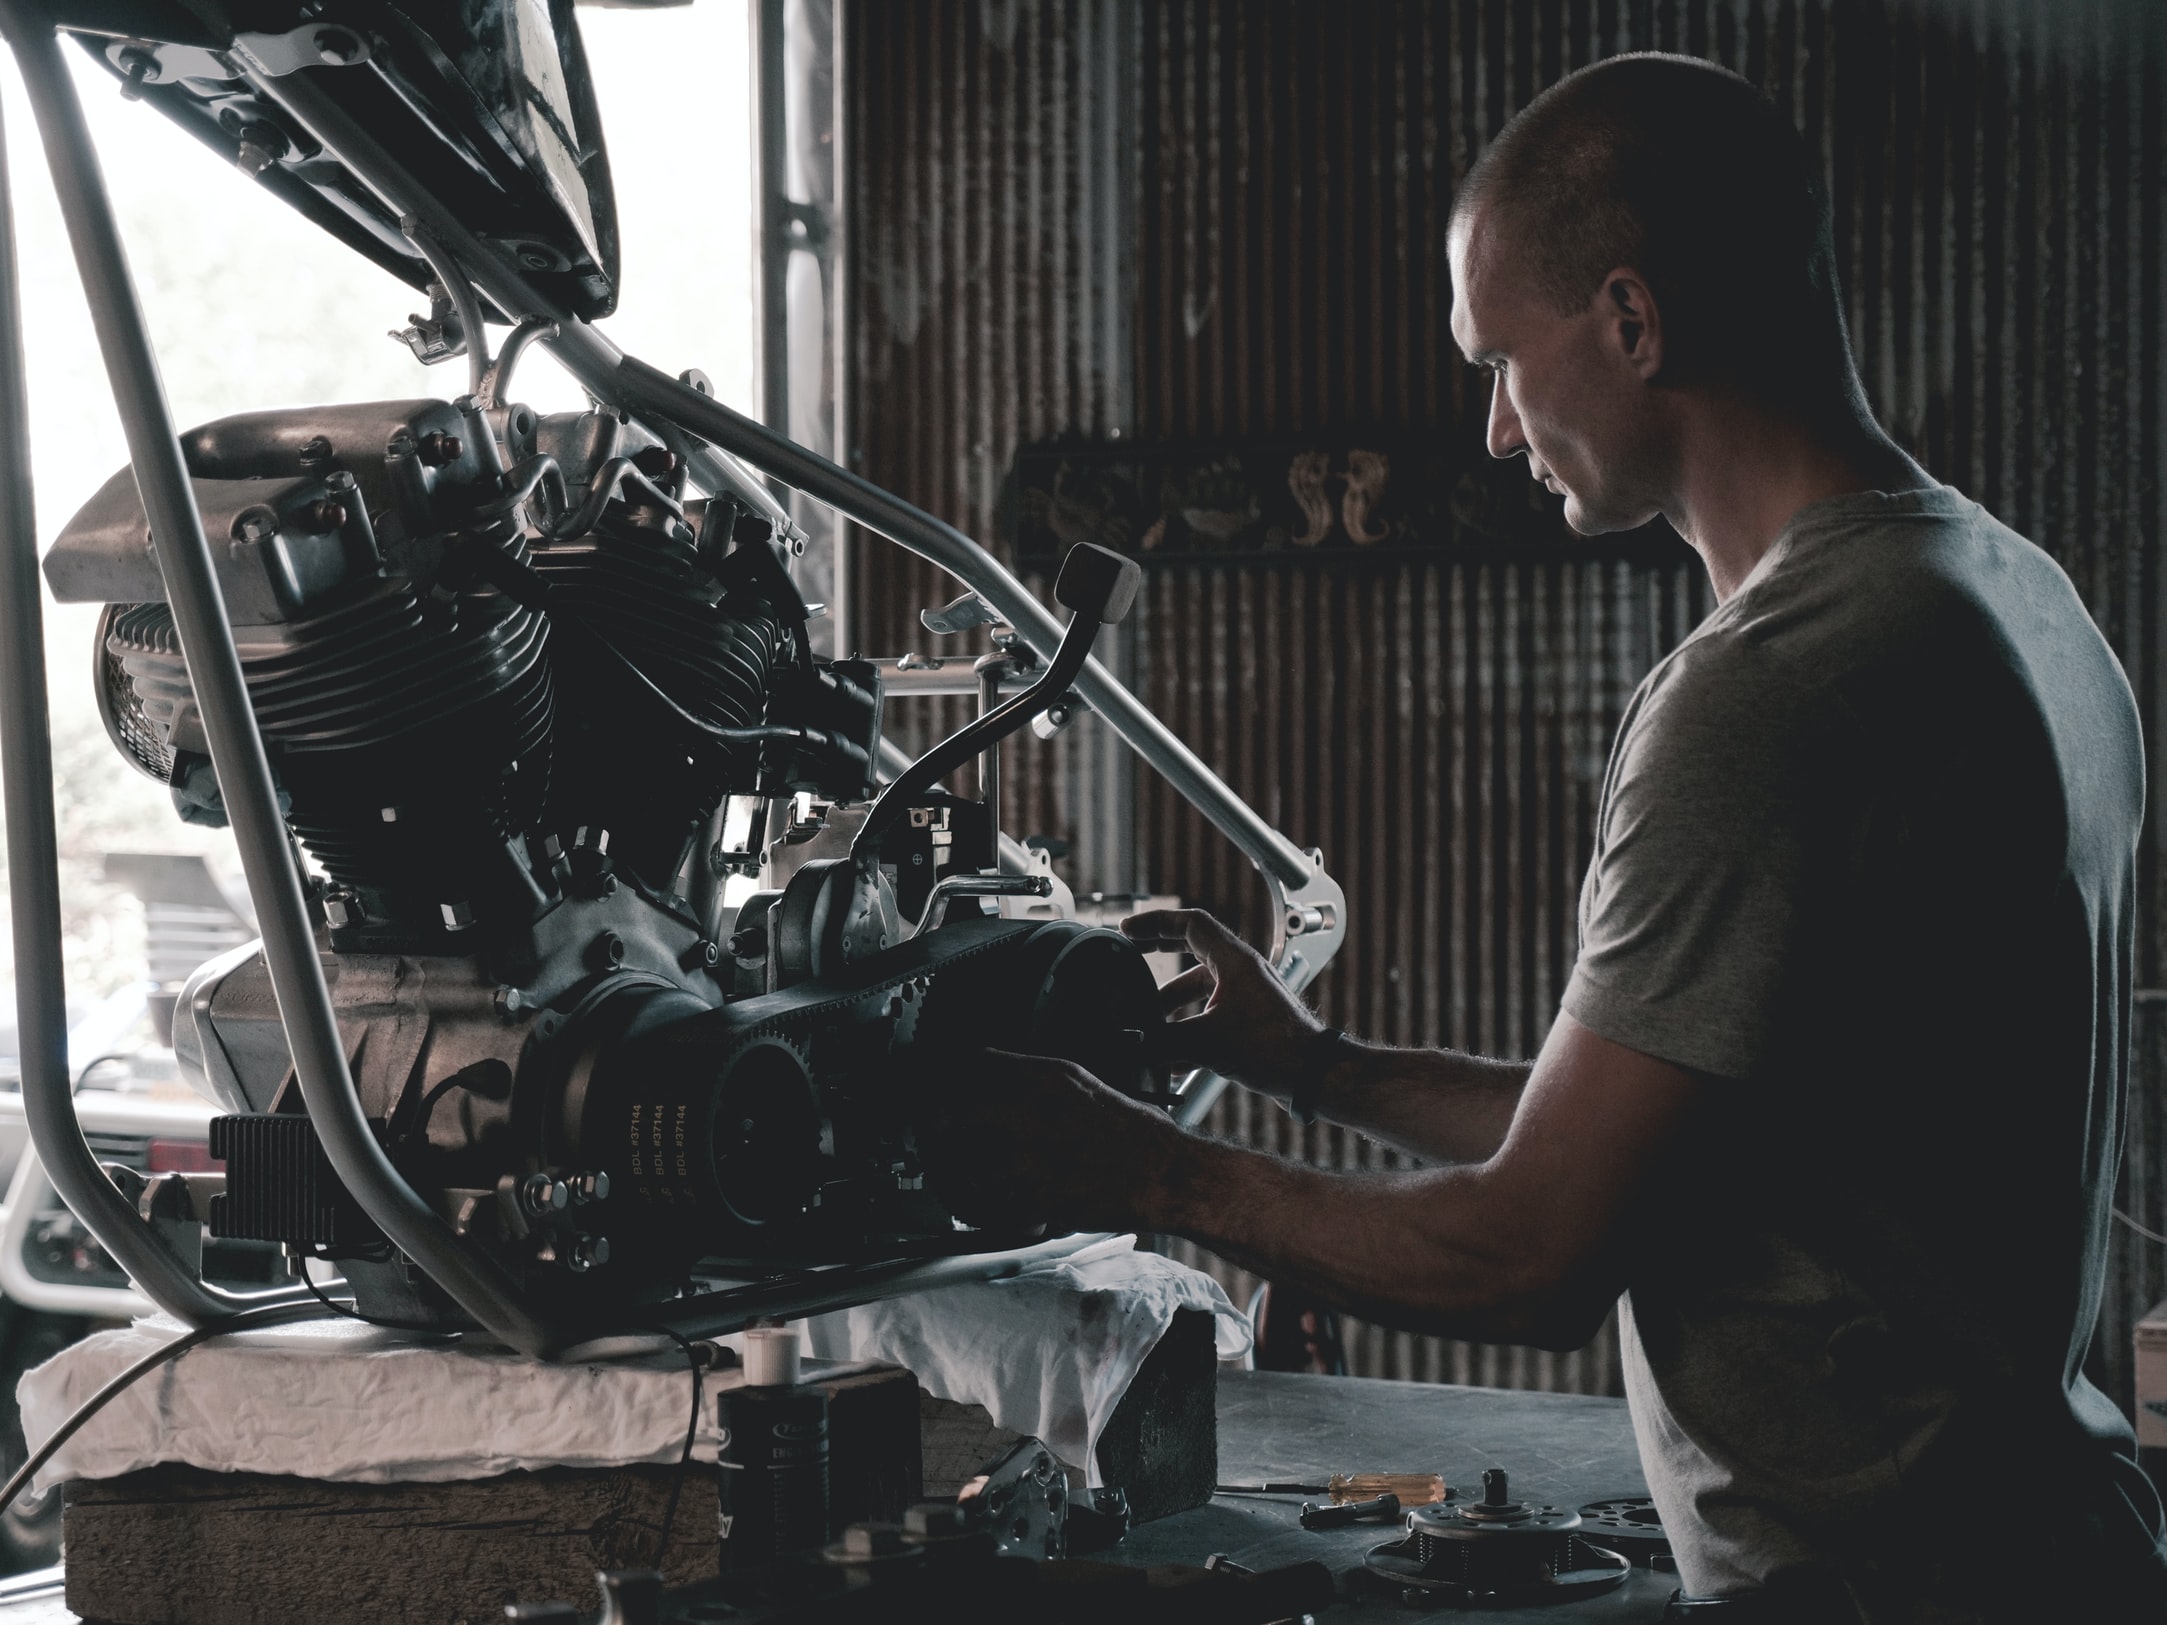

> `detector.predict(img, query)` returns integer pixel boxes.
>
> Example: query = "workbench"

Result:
[0,1369,1676,1622]
[1123,1369,1677,1620]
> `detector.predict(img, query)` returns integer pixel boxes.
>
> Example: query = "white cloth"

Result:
[18,1314,724,1489]
[801,1236,1249,1485]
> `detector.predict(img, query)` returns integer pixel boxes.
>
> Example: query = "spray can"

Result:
[718,1327,830,1573]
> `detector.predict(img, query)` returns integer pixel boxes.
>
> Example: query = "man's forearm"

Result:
[1135,1127,1575,1345]
[1302,1039,1532,1164]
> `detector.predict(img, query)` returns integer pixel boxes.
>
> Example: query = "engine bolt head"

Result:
[572,1171,609,1204]
[414,430,463,468]
[495,986,526,1019]
[842,1524,905,1558]
[588,930,626,973]
[522,1173,569,1215]
[441,900,476,931]
[727,924,768,960]
[324,893,358,928]
[903,1502,964,1539]
[569,1235,610,1272]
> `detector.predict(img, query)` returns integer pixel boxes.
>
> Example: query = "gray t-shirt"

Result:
[1561,486,2167,1616]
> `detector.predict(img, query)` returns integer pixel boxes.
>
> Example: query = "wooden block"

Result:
[64,1462,718,1625]
[918,1392,1031,1500]
[917,1308,1218,1524]
[1096,1307,1216,1523]
[812,1365,921,1526]
[60,1365,922,1625]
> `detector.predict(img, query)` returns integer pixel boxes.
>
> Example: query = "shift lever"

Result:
[852,544,1141,863]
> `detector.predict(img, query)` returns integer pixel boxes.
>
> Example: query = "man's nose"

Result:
[1484,374,1525,461]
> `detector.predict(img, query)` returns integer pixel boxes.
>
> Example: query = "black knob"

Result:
[1054,542,1143,626]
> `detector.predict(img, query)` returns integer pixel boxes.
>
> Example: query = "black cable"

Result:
[297,1258,461,1338]
[649,1326,705,1569]
[0,1302,326,1520]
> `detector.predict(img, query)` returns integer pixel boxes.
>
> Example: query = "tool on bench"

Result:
[1218,1471,1446,1504]
[1299,1491,1401,1530]
[1361,1466,1630,1606]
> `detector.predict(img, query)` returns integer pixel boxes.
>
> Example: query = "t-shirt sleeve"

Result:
[1561,643,1834,1082]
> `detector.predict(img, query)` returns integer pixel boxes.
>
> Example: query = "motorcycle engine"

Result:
[44,396,1164,1328]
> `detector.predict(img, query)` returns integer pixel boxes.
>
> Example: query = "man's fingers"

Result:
[1122,907,1255,974]
[1157,964,1216,1013]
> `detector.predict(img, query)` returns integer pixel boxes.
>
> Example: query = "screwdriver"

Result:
[1216,1472,1447,1504]
[1299,1491,1401,1530]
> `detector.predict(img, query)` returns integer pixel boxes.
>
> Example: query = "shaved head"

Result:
[1454,54,1860,412]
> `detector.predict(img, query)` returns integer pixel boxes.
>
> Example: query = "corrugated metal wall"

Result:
[842,0,2167,1406]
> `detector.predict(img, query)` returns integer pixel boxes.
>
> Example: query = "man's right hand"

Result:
[1120,908,1326,1100]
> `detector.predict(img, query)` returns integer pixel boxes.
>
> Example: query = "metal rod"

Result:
[0,76,291,1324]
[479,314,559,411]
[0,13,548,1349]
[402,216,490,400]
[244,63,1315,893]
[648,1231,1120,1342]
[977,655,1004,838]
[757,0,790,440]
[869,655,1031,697]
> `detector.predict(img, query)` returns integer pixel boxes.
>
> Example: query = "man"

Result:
[936,53,2167,1621]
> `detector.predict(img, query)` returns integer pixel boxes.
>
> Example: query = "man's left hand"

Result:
[920,1048,1183,1234]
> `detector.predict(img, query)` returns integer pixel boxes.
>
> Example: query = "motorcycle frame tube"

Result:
[0,76,290,1326]
[247,63,1319,896]
[0,13,544,1344]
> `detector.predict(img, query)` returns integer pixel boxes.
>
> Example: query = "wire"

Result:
[2115,1207,2167,1246]
[297,1258,461,1338]
[649,1326,705,1569]
[0,1302,324,1521]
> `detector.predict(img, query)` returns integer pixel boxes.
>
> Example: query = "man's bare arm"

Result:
[1306,1040,1531,1164]
[937,1015,1702,1349]
[1122,908,1530,1164]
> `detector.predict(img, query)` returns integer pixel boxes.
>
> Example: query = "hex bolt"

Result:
[441,900,476,931]
[679,938,723,971]
[522,1173,569,1215]
[495,986,526,1020]
[414,430,463,467]
[569,1235,610,1273]
[842,1524,906,1558]
[324,893,359,928]
[727,924,768,960]
[903,1502,964,1539]
[235,510,278,545]
[295,498,348,533]
[115,48,158,98]
[1482,1468,1510,1508]
[587,931,626,974]
[572,1171,610,1204]
[297,434,335,470]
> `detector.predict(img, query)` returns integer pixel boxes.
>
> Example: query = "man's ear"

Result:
[1602,270,1663,381]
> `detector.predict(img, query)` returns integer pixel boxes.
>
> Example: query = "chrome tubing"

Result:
[0,14,547,1348]
[0,81,295,1325]
[246,61,1315,895]
[648,1232,1121,1344]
